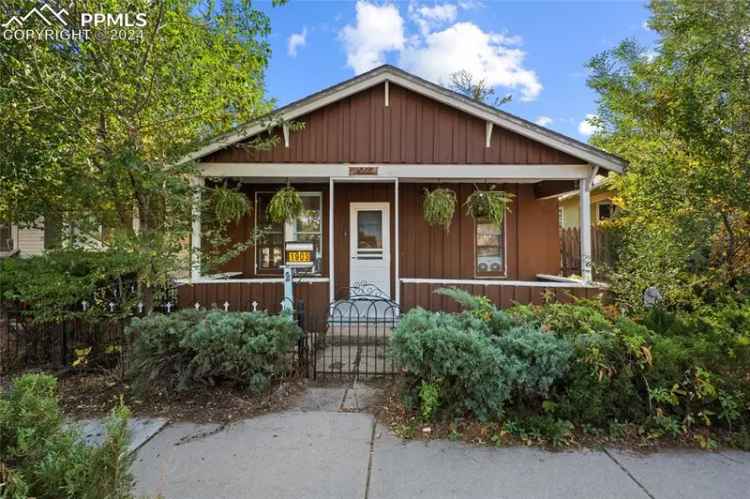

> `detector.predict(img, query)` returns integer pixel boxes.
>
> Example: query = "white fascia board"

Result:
[177,277,330,284]
[200,163,593,180]
[184,68,624,173]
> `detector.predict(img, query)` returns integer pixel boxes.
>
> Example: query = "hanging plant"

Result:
[464,186,514,228]
[423,187,457,232]
[210,186,251,223]
[267,186,303,223]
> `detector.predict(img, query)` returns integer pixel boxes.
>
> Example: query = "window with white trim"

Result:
[597,201,615,222]
[475,218,505,276]
[0,221,16,254]
[255,191,323,274]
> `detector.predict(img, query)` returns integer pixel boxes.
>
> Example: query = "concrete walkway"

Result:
[130,385,750,499]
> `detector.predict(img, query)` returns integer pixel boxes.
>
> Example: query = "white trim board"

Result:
[182,66,626,174]
[201,163,594,180]
[177,277,330,284]
[399,278,602,288]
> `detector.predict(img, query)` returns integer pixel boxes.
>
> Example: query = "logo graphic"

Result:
[2,4,69,28]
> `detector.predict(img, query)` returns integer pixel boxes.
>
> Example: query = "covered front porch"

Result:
[178,163,603,321]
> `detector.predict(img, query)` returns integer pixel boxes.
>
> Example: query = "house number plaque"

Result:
[349,166,378,176]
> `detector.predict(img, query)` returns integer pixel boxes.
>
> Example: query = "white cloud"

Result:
[578,114,599,136]
[535,116,553,127]
[340,1,405,74]
[399,22,542,101]
[337,2,541,102]
[410,3,458,34]
[417,3,457,22]
[287,28,307,57]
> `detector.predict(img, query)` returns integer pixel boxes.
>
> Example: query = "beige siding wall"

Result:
[560,191,615,229]
[17,225,45,256]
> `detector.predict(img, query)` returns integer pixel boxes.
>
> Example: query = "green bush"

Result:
[127,308,207,392]
[128,309,303,393]
[0,373,134,498]
[389,298,572,421]
[0,249,142,323]
[511,299,750,433]
[393,289,750,444]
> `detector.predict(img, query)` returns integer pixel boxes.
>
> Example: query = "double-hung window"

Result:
[256,191,323,274]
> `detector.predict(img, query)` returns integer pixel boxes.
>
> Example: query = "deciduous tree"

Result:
[587,0,750,307]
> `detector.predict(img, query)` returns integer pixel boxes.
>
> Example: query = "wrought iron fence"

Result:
[301,285,401,380]
[0,281,179,376]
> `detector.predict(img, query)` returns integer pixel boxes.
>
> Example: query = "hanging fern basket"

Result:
[267,186,304,223]
[423,187,457,232]
[464,186,514,228]
[210,187,251,223]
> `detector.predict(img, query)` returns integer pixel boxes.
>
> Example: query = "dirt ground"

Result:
[54,370,306,424]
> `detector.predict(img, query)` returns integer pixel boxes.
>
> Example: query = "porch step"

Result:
[314,325,394,347]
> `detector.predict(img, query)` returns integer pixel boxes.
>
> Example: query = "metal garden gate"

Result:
[301,285,400,379]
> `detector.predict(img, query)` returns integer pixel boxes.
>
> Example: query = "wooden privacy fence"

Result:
[560,226,612,277]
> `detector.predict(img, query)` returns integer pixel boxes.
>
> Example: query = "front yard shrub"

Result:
[127,308,207,392]
[0,373,134,498]
[0,249,142,323]
[389,300,572,421]
[389,288,750,447]
[128,309,303,393]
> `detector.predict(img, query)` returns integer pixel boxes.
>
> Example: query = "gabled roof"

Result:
[181,65,627,174]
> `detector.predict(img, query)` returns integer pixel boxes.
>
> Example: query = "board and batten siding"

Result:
[398,183,560,282]
[202,82,586,166]
[215,181,560,286]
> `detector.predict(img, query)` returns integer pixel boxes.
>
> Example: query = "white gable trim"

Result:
[181,67,625,173]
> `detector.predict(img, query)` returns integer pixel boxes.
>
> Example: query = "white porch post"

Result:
[329,177,335,301]
[394,178,400,303]
[191,176,204,280]
[579,177,592,283]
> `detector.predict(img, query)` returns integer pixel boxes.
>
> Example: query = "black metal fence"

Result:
[1,282,403,381]
[0,281,178,376]
[300,286,401,380]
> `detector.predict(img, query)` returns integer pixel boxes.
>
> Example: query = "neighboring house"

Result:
[176,65,626,316]
[0,220,46,258]
[559,177,617,229]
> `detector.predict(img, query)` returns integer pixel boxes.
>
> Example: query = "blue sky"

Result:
[256,1,658,140]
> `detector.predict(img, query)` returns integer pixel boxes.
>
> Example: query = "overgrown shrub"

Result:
[0,373,134,498]
[0,249,142,323]
[391,288,750,446]
[389,291,572,421]
[127,309,303,393]
[126,308,207,392]
[509,299,750,437]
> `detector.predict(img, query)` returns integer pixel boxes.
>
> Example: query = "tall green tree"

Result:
[587,0,750,308]
[0,0,285,309]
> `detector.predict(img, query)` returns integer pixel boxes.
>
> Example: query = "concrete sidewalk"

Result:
[131,400,750,499]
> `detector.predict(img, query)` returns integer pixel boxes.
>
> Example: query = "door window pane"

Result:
[357,210,382,249]
[476,219,504,275]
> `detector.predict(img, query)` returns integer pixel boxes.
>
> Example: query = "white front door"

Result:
[349,202,390,298]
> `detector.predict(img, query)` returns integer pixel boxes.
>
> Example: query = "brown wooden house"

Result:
[177,65,625,318]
